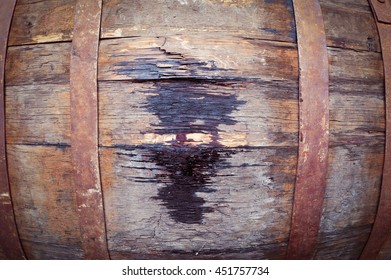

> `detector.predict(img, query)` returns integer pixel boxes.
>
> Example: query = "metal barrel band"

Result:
[0,0,26,260]
[286,0,330,259]
[70,0,110,259]
[360,0,391,260]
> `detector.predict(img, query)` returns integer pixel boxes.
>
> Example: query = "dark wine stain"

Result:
[147,145,235,224]
[143,81,246,224]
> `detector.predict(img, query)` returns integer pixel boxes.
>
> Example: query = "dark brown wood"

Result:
[361,2,391,259]
[70,0,110,259]
[0,0,26,260]
[287,0,329,259]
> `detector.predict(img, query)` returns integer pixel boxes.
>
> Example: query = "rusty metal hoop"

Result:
[360,0,391,260]
[70,0,110,260]
[287,0,330,260]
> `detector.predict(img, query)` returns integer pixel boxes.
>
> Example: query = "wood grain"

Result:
[5,84,70,145]
[9,0,75,46]
[98,36,298,82]
[1,0,388,259]
[100,146,296,259]
[98,80,299,148]
[378,234,391,259]
[5,43,71,86]
[100,0,296,42]
[320,0,380,51]
[328,47,385,147]
[7,144,83,260]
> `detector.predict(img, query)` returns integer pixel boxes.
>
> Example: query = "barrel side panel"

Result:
[5,8,83,258]
[314,0,385,259]
[8,0,75,46]
[0,0,26,260]
[101,0,297,43]
[98,0,299,259]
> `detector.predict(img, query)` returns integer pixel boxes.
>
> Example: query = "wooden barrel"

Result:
[1,0,390,260]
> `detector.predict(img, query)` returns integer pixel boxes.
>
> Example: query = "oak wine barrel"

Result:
[1,0,391,260]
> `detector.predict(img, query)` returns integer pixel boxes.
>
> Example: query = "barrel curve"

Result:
[0,0,26,260]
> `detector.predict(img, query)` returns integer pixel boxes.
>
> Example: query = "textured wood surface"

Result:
[0,0,26,260]
[7,144,83,259]
[100,146,296,259]
[6,43,71,86]
[100,0,296,42]
[5,84,70,145]
[98,36,298,81]
[97,17,299,258]
[319,0,380,51]
[9,0,75,46]
[316,0,385,259]
[2,0,389,259]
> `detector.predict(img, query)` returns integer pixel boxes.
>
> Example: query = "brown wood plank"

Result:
[101,0,296,42]
[0,0,26,260]
[98,80,299,149]
[5,43,71,86]
[315,145,383,259]
[328,47,385,147]
[100,146,296,259]
[70,0,109,259]
[368,0,391,24]
[287,0,329,260]
[320,0,381,51]
[361,22,391,260]
[7,144,83,260]
[8,0,75,46]
[378,233,391,259]
[98,36,298,82]
[315,225,373,259]
[5,84,70,145]
[328,47,384,82]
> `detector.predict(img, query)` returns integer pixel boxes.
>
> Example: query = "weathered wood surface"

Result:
[9,0,380,53]
[328,48,385,147]
[5,84,70,145]
[316,145,384,259]
[5,43,71,86]
[69,0,109,260]
[1,0,389,259]
[316,0,385,259]
[97,20,299,257]
[5,2,75,259]
[98,81,299,148]
[9,0,75,46]
[100,146,296,259]
[7,144,83,260]
[378,234,391,259]
[100,0,296,42]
